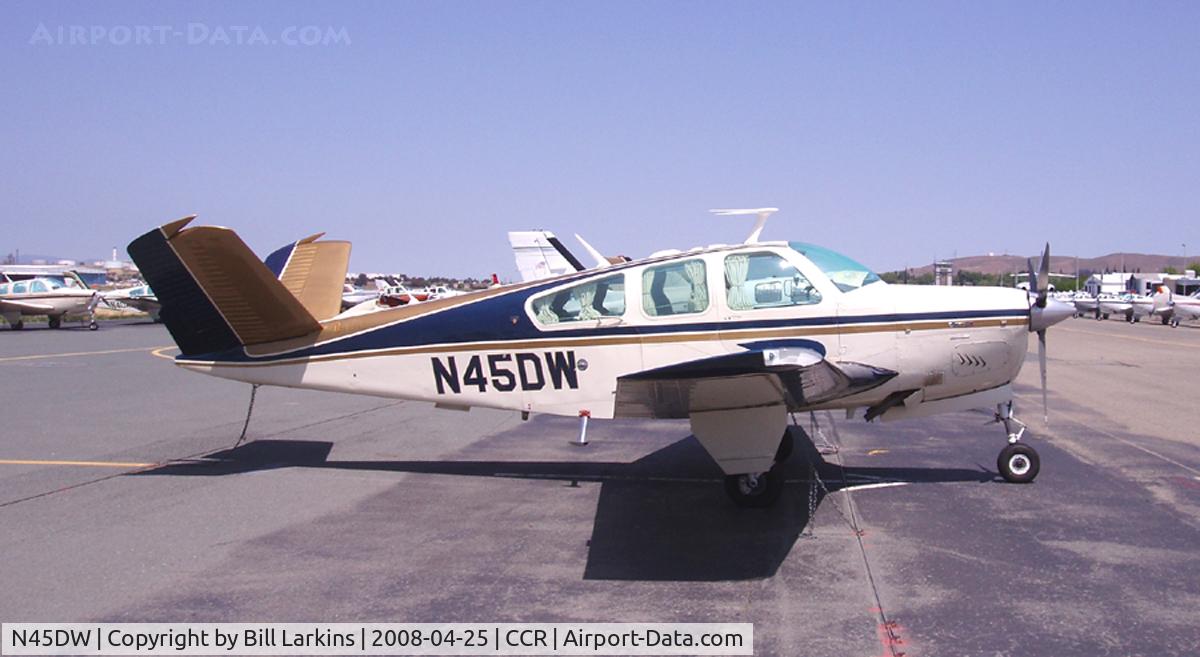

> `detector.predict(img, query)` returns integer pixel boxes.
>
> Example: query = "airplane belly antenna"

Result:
[710,207,780,244]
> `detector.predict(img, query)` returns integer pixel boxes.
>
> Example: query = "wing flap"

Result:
[615,346,896,419]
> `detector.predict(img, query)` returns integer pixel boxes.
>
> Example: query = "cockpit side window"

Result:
[641,259,709,317]
[531,273,626,326]
[30,280,47,293]
[724,252,822,310]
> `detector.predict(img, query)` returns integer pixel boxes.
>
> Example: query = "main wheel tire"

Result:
[1102,313,1110,320]
[1162,316,1171,325]
[724,468,784,508]
[997,444,1040,484]
[88,321,99,331]
[774,430,794,463]
[12,320,23,330]
[48,316,62,329]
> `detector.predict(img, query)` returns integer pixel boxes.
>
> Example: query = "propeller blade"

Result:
[1038,242,1051,308]
[1038,329,1048,424]
[1027,257,1038,301]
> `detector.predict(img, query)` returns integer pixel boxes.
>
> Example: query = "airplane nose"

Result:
[1029,298,1074,333]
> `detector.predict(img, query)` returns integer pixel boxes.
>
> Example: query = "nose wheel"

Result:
[993,402,1040,484]
[997,443,1040,483]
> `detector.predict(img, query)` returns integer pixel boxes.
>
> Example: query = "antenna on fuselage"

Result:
[709,207,779,244]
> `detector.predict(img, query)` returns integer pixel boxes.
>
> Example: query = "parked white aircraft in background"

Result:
[128,211,1074,507]
[341,284,379,310]
[1152,288,1200,327]
[1104,293,1154,323]
[423,285,466,300]
[102,284,161,321]
[1071,292,1099,317]
[0,277,99,330]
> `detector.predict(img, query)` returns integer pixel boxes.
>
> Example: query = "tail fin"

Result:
[263,233,351,321]
[127,216,321,356]
[1152,285,1173,313]
[507,230,585,282]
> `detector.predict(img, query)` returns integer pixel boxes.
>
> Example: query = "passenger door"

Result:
[716,249,836,355]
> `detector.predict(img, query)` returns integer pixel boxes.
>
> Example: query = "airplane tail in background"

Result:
[1152,285,1173,313]
[263,233,351,321]
[127,216,322,356]
[507,230,585,282]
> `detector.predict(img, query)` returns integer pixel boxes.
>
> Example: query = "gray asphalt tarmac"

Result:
[1,317,1198,656]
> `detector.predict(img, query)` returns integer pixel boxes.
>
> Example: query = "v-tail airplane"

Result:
[128,212,1073,507]
[1,274,100,330]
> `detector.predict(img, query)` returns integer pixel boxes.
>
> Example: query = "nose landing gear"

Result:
[993,402,1040,483]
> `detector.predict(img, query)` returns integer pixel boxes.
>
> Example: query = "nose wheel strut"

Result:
[993,402,1040,483]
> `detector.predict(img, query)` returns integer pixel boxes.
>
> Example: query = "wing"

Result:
[0,298,55,313]
[615,342,897,419]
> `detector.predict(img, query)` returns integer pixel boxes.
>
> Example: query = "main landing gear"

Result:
[993,402,1040,483]
[722,430,793,508]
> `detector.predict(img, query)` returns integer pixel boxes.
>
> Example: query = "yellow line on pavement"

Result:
[0,346,174,363]
[0,459,156,468]
[151,345,179,360]
[1057,326,1198,350]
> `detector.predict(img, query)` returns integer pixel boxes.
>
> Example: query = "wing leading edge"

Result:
[0,298,55,313]
[615,343,896,419]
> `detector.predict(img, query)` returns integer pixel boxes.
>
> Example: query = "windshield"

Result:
[788,242,882,292]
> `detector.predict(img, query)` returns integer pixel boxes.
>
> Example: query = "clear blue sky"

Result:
[3,1,1198,278]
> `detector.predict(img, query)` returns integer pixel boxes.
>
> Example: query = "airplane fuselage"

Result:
[175,242,1032,422]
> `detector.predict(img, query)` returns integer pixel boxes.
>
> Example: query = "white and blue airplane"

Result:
[102,283,162,321]
[128,211,1073,507]
[0,275,99,330]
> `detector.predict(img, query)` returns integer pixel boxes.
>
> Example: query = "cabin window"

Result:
[30,280,48,293]
[12,282,28,294]
[531,274,625,325]
[724,252,822,311]
[0,284,7,295]
[642,259,709,316]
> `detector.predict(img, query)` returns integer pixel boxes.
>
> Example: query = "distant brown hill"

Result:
[901,253,1199,277]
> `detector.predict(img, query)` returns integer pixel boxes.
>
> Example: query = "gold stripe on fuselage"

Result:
[181,316,1028,368]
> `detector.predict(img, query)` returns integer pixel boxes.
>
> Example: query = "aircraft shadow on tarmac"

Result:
[137,433,993,582]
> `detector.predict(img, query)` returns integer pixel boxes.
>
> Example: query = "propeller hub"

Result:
[1029,298,1074,333]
